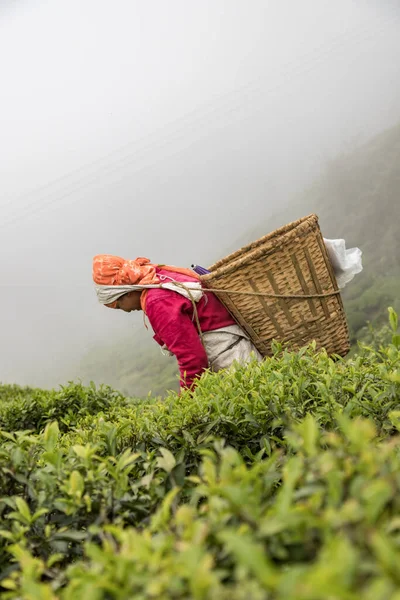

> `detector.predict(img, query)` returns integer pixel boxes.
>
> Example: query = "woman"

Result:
[93,255,262,390]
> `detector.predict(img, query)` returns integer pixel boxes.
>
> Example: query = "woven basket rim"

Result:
[203,213,319,281]
[198,212,349,357]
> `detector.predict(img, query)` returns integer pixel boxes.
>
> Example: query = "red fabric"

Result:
[145,269,236,389]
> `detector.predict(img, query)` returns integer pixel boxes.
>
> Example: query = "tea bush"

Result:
[0,309,399,599]
[0,383,127,433]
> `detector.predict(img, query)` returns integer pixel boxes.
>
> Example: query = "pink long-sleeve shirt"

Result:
[145,268,236,389]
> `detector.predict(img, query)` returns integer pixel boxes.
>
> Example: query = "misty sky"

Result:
[1,0,400,386]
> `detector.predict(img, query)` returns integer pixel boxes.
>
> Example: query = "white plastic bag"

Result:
[323,238,363,289]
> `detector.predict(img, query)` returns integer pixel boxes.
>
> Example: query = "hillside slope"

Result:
[230,122,400,340]
[302,122,400,271]
[75,325,180,397]
[306,122,400,339]
[235,122,400,262]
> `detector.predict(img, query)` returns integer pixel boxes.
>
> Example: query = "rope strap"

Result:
[152,281,340,300]
[198,286,340,299]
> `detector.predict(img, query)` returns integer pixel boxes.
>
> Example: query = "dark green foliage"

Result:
[0,310,399,598]
[0,385,38,403]
[345,276,400,343]
[0,383,126,433]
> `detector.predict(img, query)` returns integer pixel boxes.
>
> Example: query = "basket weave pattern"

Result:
[201,214,350,357]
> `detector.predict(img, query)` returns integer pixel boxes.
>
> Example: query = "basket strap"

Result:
[199,287,340,299]
[144,281,340,300]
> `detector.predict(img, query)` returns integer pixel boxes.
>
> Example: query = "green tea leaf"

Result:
[15,497,31,523]
[43,421,60,451]
[68,471,84,498]
[388,307,398,333]
[157,448,176,473]
[219,529,277,588]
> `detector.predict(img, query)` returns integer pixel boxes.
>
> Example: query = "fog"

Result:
[1,0,400,387]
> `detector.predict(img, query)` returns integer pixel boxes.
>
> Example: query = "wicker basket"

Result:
[201,214,350,357]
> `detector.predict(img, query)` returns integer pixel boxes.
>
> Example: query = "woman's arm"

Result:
[145,294,209,389]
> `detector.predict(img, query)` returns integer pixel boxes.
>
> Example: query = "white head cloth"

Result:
[95,281,204,305]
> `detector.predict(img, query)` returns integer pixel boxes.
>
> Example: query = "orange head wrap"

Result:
[93,255,157,286]
[92,254,199,310]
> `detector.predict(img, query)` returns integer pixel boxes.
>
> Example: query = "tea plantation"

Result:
[0,309,399,599]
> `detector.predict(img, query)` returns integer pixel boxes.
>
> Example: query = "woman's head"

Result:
[92,254,200,312]
[92,255,158,311]
[114,291,142,312]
